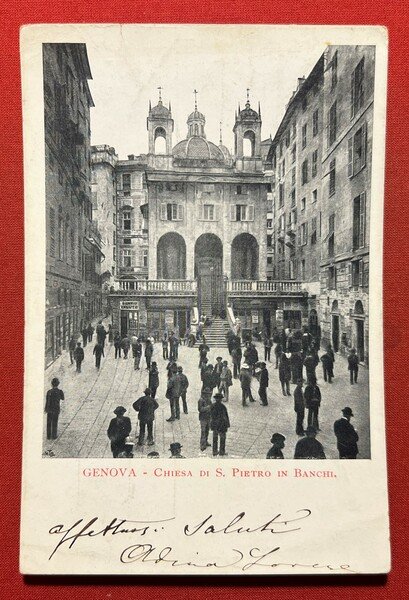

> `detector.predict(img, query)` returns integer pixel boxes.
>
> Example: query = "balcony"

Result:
[226,280,304,297]
[111,279,197,296]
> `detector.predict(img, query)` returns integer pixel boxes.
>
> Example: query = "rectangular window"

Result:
[285,129,291,148]
[160,203,184,221]
[122,173,131,190]
[351,260,362,287]
[279,183,285,207]
[291,208,297,226]
[291,189,296,207]
[351,57,365,118]
[143,249,148,268]
[123,238,131,244]
[301,259,306,280]
[122,249,131,267]
[330,51,338,90]
[302,159,308,185]
[267,256,273,265]
[348,123,367,177]
[49,207,56,257]
[329,158,336,196]
[122,211,131,230]
[291,143,296,164]
[328,101,337,146]
[312,109,319,136]
[328,266,337,289]
[233,204,254,221]
[312,149,318,178]
[312,189,318,203]
[328,213,335,257]
[301,197,306,212]
[267,219,273,229]
[280,159,286,179]
[267,234,272,248]
[291,167,296,187]
[123,190,131,197]
[203,204,215,221]
[292,122,297,138]
[300,222,308,246]
[302,124,307,149]
[353,192,366,250]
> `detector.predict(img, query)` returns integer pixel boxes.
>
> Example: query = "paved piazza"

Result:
[44,328,370,461]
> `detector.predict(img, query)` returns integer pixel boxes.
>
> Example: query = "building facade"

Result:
[44,43,103,366]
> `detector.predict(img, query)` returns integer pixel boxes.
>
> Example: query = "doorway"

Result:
[195,234,223,316]
[356,319,365,362]
[332,315,340,352]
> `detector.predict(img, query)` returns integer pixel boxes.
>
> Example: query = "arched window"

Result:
[243,130,256,157]
[331,300,339,313]
[354,300,364,315]
[154,127,166,154]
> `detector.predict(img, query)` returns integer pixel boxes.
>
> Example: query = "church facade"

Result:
[94,95,305,340]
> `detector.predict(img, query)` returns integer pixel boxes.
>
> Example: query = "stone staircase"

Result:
[203,316,229,347]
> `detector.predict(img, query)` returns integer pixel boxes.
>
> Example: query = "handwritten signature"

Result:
[47,510,355,572]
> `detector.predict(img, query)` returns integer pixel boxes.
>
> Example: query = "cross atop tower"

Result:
[193,89,198,110]
[219,121,223,144]
[157,86,163,102]
[246,87,250,106]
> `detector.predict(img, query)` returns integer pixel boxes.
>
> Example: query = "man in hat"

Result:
[231,343,242,379]
[266,433,286,459]
[239,363,254,406]
[294,378,306,436]
[258,362,269,406]
[68,335,76,365]
[93,341,105,369]
[177,366,190,414]
[133,388,159,446]
[87,322,94,343]
[294,425,326,459]
[198,341,210,369]
[73,342,84,373]
[219,360,233,402]
[169,442,185,458]
[198,389,213,451]
[213,356,224,391]
[303,351,319,384]
[348,348,359,384]
[81,325,88,348]
[210,393,230,456]
[320,347,335,383]
[166,367,183,421]
[334,407,359,459]
[304,376,321,431]
[44,377,64,440]
[278,352,291,396]
[107,407,132,458]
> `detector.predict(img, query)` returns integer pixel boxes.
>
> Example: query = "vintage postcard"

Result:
[20,24,389,575]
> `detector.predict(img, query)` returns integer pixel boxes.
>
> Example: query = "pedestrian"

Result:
[201,364,217,395]
[81,326,88,347]
[198,390,212,451]
[107,406,132,458]
[173,335,179,360]
[93,342,104,369]
[320,348,335,383]
[348,348,359,384]
[274,342,283,369]
[231,344,242,379]
[133,338,143,369]
[198,341,210,369]
[178,366,189,414]
[279,352,291,396]
[264,335,273,362]
[210,393,230,456]
[239,363,254,406]
[167,360,177,380]
[244,342,258,374]
[166,368,182,421]
[121,334,130,359]
[327,343,335,364]
[96,321,107,346]
[290,351,303,384]
[133,388,159,446]
[169,333,176,361]
[44,377,64,440]
[148,362,159,398]
[303,351,318,384]
[219,360,232,402]
[301,326,312,356]
[294,425,326,459]
[258,362,269,406]
[294,378,306,436]
[169,442,185,458]
[304,376,321,431]
[162,334,169,359]
[145,338,153,369]
[73,342,84,373]
[334,407,359,459]
[213,356,223,390]
[114,332,122,358]
[266,433,286,459]
[87,322,94,343]
[131,334,138,357]
[68,335,76,365]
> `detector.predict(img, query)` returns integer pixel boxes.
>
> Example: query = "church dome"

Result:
[237,101,260,121]
[218,143,232,162]
[187,110,205,123]
[150,101,170,117]
[173,137,225,161]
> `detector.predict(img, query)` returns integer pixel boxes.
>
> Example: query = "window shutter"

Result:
[117,175,123,190]
[160,203,167,220]
[359,192,366,247]
[362,122,367,168]
[230,204,236,221]
[348,137,354,178]
[297,226,301,246]
[350,72,355,119]
[347,262,352,287]
[359,260,364,286]
[177,204,184,221]
[248,205,255,221]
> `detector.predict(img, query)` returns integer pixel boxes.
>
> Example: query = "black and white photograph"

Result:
[42,28,374,460]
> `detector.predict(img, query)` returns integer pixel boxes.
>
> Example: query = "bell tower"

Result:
[147,87,174,155]
[233,89,262,171]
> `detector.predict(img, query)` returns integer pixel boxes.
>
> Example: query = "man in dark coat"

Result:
[348,348,359,384]
[145,339,153,369]
[294,425,326,459]
[210,393,230,456]
[239,363,254,406]
[334,407,359,458]
[87,323,94,343]
[198,390,212,451]
[68,335,76,365]
[133,388,159,446]
[266,432,286,459]
[321,349,335,383]
[73,342,84,373]
[264,335,273,362]
[148,362,159,398]
[107,406,132,458]
[162,335,169,359]
[166,370,182,421]
[201,364,217,395]
[294,378,306,436]
[198,342,210,369]
[114,332,122,358]
[93,342,104,369]
[81,326,88,347]
[231,345,242,379]
[304,377,322,431]
[121,335,130,360]
[44,377,64,440]
[290,351,303,384]
[304,352,318,384]
[279,353,291,396]
[213,356,223,390]
[258,362,269,406]
[178,366,189,414]
[133,338,143,369]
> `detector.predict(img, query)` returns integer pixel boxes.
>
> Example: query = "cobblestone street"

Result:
[44,324,370,460]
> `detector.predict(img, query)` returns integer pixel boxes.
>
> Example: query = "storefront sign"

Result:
[120,300,139,311]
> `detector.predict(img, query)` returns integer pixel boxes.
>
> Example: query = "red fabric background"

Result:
[0,1,408,597]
